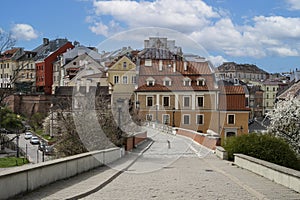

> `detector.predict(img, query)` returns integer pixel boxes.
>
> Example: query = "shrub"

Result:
[223,133,300,170]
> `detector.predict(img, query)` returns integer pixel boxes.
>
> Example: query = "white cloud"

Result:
[91,0,218,34]
[88,0,300,59]
[208,55,227,67]
[89,21,109,36]
[286,0,300,10]
[11,24,38,41]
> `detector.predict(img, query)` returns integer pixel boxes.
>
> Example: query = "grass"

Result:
[0,157,29,168]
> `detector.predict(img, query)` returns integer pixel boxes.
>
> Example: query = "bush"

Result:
[223,133,300,170]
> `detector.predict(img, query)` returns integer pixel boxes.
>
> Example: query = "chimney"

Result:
[43,38,49,46]
[184,61,187,71]
[173,61,176,73]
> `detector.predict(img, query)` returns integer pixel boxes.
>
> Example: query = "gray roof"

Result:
[33,38,70,61]
[63,45,102,63]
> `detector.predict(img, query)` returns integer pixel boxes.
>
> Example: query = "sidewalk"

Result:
[14,127,300,200]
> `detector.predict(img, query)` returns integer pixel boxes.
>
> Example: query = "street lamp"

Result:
[172,107,175,127]
[16,129,20,158]
[116,98,124,127]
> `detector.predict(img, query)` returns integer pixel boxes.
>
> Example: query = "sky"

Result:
[1,0,300,73]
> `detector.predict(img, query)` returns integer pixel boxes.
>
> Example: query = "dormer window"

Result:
[163,77,172,86]
[183,77,191,86]
[146,77,155,86]
[196,78,206,86]
[123,62,127,68]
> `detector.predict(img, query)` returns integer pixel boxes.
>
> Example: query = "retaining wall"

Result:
[234,154,300,193]
[176,128,219,150]
[125,131,147,151]
[0,147,122,200]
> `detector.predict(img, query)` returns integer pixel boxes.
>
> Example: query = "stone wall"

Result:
[0,147,122,199]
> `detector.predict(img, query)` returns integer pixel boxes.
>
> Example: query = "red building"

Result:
[35,38,74,94]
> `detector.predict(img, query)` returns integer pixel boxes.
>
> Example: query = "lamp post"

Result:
[116,98,124,127]
[16,129,20,158]
[172,107,175,127]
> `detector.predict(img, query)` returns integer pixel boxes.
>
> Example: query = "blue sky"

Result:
[1,0,300,73]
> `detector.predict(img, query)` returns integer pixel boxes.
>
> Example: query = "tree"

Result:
[267,96,300,154]
[0,30,16,106]
[51,86,123,157]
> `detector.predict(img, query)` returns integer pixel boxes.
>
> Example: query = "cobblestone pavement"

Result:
[16,127,300,200]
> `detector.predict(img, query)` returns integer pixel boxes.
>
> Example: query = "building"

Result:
[61,53,107,90]
[34,38,74,94]
[15,51,37,93]
[216,62,268,82]
[0,48,24,88]
[135,49,249,138]
[107,55,137,103]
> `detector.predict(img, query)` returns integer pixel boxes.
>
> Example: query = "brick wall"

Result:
[125,131,147,151]
[176,128,218,150]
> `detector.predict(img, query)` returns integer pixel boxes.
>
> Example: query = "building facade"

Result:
[135,54,249,138]
[34,38,74,94]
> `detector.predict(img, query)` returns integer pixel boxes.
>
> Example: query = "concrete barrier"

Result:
[215,146,228,160]
[234,154,300,193]
[0,147,122,200]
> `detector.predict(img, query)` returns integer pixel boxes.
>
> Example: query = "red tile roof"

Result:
[136,59,217,92]
[220,85,245,94]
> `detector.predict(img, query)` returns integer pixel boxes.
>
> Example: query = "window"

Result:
[196,114,204,125]
[163,96,170,107]
[145,59,152,66]
[197,96,204,107]
[226,132,236,137]
[147,96,153,107]
[147,80,154,86]
[227,114,235,124]
[146,114,153,121]
[183,78,191,86]
[164,80,171,86]
[267,87,269,91]
[273,87,275,92]
[183,115,190,125]
[131,76,136,84]
[122,76,128,84]
[114,76,119,84]
[197,79,205,86]
[162,114,170,124]
[163,77,172,86]
[123,62,127,68]
[146,77,155,86]
[267,94,269,99]
[7,63,9,69]
[183,96,190,107]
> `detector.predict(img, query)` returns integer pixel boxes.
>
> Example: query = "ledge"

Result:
[234,154,300,193]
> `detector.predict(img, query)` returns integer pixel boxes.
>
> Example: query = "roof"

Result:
[54,86,109,96]
[136,59,217,92]
[33,38,70,61]
[0,48,22,60]
[277,80,300,100]
[220,85,245,95]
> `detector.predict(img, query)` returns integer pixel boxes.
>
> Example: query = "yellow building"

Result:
[107,55,137,103]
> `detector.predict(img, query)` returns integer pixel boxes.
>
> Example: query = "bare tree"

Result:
[51,86,123,157]
[0,30,16,106]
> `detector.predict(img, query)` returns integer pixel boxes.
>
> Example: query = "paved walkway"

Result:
[15,127,300,200]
